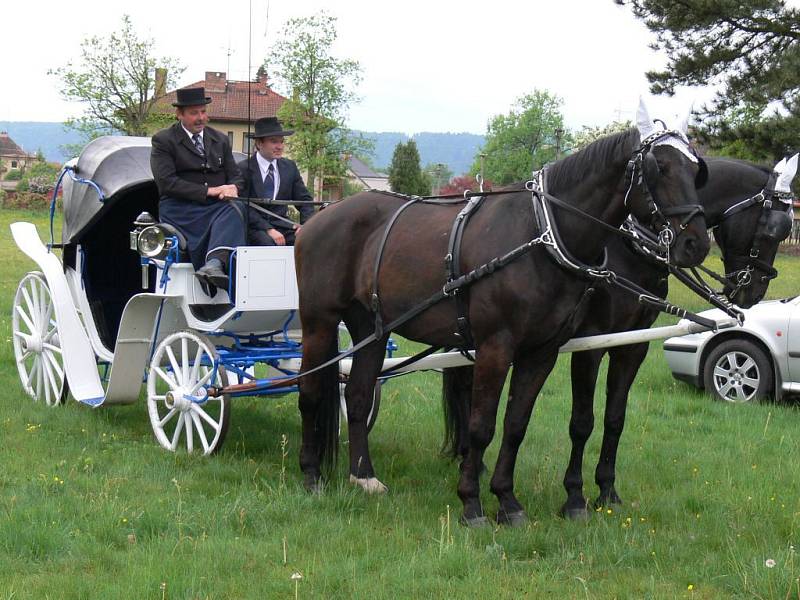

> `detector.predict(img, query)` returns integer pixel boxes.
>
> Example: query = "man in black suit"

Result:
[237,117,314,246]
[150,87,245,290]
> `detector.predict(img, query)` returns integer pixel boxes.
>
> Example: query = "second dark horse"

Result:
[442,156,795,519]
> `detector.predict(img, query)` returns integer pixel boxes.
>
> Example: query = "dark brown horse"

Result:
[442,155,796,520]
[295,118,710,526]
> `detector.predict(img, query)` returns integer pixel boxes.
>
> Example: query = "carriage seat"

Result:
[157,223,191,262]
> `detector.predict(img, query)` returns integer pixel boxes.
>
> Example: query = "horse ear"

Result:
[636,97,657,140]
[677,103,693,136]
[776,154,799,193]
[774,157,787,174]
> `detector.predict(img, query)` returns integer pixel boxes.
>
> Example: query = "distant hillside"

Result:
[360,131,485,176]
[0,122,82,163]
[0,122,485,176]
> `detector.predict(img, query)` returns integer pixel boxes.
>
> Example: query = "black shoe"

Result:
[195,259,229,291]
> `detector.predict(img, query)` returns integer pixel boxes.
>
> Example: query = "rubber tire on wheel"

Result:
[703,339,773,403]
[147,331,231,454]
[12,272,68,406]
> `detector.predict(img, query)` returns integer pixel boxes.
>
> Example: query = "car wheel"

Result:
[702,339,773,403]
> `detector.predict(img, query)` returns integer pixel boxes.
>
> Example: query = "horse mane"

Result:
[706,156,772,176]
[547,128,640,192]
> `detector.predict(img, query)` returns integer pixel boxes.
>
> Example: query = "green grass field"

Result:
[2,209,800,599]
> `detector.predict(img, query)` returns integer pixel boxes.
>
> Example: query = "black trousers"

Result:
[159,197,246,270]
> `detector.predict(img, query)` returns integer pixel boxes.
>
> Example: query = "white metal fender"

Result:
[10,222,104,404]
[102,293,187,406]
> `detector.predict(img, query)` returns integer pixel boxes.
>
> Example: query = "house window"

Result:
[241,133,252,155]
[11,161,17,168]
[227,131,234,145]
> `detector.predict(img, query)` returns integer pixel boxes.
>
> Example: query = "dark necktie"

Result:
[263,163,275,200]
[192,133,205,156]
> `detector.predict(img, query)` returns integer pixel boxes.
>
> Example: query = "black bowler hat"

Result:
[172,87,212,107]
[247,117,295,138]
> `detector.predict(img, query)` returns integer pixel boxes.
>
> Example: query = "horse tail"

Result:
[316,336,342,477]
[441,366,473,460]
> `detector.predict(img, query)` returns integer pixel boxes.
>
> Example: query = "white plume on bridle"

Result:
[774,153,798,194]
[635,97,698,164]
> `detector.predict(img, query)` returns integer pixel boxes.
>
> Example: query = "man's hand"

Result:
[267,228,286,246]
[208,184,239,200]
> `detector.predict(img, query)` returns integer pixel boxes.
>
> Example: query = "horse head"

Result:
[713,154,797,307]
[626,98,710,268]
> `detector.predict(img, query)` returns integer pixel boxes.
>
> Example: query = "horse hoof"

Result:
[303,475,324,495]
[561,506,591,520]
[349,474,388,494]
[594,493,622,509]
[460,515,491,528]
[496,510,529,527]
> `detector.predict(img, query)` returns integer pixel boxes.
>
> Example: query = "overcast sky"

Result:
[3,0,719,135]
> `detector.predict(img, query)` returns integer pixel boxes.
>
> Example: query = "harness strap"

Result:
[445,194,486,348]
[371,197,424,337]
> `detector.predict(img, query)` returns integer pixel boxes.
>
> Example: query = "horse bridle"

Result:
[623,129,706,249]
[711,171,794,295]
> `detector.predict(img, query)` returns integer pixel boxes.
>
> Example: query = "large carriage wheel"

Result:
[12,272,67,406]
[147,331,231,454]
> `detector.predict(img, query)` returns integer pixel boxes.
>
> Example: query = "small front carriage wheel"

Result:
[147,330,231,454]
[702,339,773,403]
[12,272,67,406]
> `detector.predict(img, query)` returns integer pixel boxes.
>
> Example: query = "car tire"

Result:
[702,339,773,403]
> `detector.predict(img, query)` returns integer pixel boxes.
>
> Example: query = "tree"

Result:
[389,140,431,196]
[267,12,371,196]
[471,90,570,185]
[423,162,454,195]
[572,120,632,152]
[616,0,800,159]
[49,15,184,141]
[17,159,62,194]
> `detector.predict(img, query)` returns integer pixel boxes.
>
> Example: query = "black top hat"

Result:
[247,117,295,138]
[172,87,212,107]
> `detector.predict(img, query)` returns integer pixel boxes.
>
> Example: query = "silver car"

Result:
[663,296,800,403]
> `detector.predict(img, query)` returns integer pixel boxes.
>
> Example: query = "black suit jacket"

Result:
[238,155,314,231]
[151,123,244,205]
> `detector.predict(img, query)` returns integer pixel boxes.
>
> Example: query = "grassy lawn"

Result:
[2,208,800,599]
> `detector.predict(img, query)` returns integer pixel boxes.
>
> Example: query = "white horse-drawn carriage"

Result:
[10,136,727,456]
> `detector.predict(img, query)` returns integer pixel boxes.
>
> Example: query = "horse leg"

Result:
[344,335,390,494]
[297,321,342,493]
[458,338,513,527]
[492,351,559,527]
[594,342,649,508]
[561,349,604,519]
[441,366,476,464]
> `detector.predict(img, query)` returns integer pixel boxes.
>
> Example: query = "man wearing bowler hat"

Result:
[238,116,314,246]
[150,86,245,291]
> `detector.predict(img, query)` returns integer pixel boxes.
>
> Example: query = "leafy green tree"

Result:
[49,15,184,141]
[616,0,800,160]
[471,90,569,184]
[572,120,632,152]
[17,159,62,194]
[424,162,454,195]
[389,140,431,196]
[267,12,371,196]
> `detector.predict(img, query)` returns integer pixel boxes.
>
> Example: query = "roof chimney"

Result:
[255,65,269,88]
[205,71,227,92]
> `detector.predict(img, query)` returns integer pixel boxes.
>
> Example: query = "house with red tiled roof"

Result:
[0,132,36,182]
[159,70,288,154]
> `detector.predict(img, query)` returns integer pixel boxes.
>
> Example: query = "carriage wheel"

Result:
[147,331,231,454]
[12,272,67,406]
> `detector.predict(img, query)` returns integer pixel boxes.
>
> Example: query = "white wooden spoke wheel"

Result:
[147,331,230,454]
[12,272,67,406]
